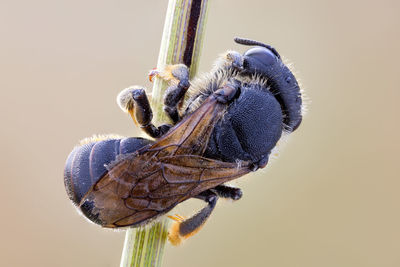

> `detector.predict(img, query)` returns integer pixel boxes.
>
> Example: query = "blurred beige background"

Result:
[1,0,399,266]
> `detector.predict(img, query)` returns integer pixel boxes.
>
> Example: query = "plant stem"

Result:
[120,0,209,266]
[151,0,210,122]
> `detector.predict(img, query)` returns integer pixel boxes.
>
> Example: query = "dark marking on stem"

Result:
[183,0,202,68]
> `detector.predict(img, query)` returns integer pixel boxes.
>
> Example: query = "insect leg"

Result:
[212,50,244,73]
[117,86,172,138]
[149,64,190,124]
[213,78,241,104]
[168,190,218,246]
[213,185,243,200]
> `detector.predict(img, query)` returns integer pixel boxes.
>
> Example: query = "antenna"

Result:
[234,37,281,59]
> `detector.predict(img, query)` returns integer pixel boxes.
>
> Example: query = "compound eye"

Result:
[244,47,278,66]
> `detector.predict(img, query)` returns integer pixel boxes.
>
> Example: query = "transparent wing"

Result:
[80,95,250,228]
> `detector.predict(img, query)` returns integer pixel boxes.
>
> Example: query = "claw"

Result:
[148,68,159,82]
[148,64,189,84]
[167,214,185,222]
[175,214,185,221]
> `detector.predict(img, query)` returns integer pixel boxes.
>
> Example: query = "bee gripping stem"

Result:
[120,0,209,266]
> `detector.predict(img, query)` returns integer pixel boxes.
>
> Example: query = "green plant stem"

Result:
[120,0,209,266]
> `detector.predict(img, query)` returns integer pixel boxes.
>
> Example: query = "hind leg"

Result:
[168,190,218,246]
[167,184,243,245]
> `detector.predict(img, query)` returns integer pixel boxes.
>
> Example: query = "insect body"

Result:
[64,38,302,245]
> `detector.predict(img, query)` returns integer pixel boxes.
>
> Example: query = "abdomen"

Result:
[64,137,153,222]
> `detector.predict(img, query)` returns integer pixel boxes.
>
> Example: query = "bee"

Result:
[64,37,302,245]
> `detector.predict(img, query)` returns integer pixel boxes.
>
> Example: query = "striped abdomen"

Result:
[64,137,153,220]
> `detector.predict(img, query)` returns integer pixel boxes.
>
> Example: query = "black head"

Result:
[234,37,302,132]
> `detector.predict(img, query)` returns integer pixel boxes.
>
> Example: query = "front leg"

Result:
[117,86,172,138]
[212,50,244,73]
[149,64,190,124]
